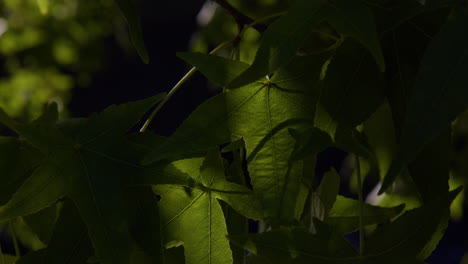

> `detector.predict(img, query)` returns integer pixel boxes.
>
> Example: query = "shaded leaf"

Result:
[177,53,249,87]
[114,0,149,63]
[289,128,332,161]
[42,200,94,264]
[317,168,341,214]
[0,138,41,205]
[408,129,451,202]
[23,203,59,244]
[327,196,405,234]
[0,95,171,264]
[381,9,468,193]
[326,0,385,70]
[229,226,359,264]
[124,187,164,263]
[227,0,327,88]
[366,188,462,262]
[318,40,384,133]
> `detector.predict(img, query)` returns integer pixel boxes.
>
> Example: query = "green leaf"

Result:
[372,0,458,34]
[223,148,248,264]
[365,188,462,262]
[156,150,266,264]
[327,196,405,234]
[0,95,168,264]
[0,137,41,205]
[307,168,340,233]
[289,128,332,161]
[177,53,249,87]
[227,0,327,88]
[326,0,385,71]
[0,254,17,264]
[408,129,451,202]
[362,101,397,180]
[380,9,468,194]
[229,226,359,264]
[145,55,326,223]
[318,40,384,133]
[16,250,46,264]
[230,190,459,263]
[173,150,265,220]
[123,186,164,263]
[114,0,149,63]
[317,168,340,214]
[42,200,94,264]
[23,203,59,244]
[155,185,233,264]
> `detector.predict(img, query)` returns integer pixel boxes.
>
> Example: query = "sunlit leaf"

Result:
[155,150,265,264]
[145,55,326,223]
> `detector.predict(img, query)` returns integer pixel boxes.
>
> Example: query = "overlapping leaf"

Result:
[325,0,385,70]
[327,196,404,234]
[145,54,326,223]
[16,200,94,264]
[365,188,461,262]
[230,189,459,263]
[155,150,264,264]
[317,41,384,134]
[381,9,468,193]
[0,94,187,264]
[227,0,328,88]
[177,53,249,87]
[229,225,359,264]
[315,41,384,157]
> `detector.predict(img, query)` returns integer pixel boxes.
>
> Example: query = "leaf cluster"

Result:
[0,0,467,263]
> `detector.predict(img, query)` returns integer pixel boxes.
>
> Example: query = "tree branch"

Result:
[214,0,267,33]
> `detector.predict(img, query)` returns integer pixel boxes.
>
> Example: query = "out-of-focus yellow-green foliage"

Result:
[0,0,117,120]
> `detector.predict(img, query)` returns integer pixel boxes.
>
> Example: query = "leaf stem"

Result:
[139,41,231,132]
[9,221,20,257]
[355,155,365,256]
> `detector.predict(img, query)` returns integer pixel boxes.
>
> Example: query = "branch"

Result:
[214,0,267,33]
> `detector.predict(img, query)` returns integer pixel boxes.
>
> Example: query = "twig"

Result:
[355,155,365,256]
[9,221,20,257]
[214,0,267,33]
[140,41,232,132]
